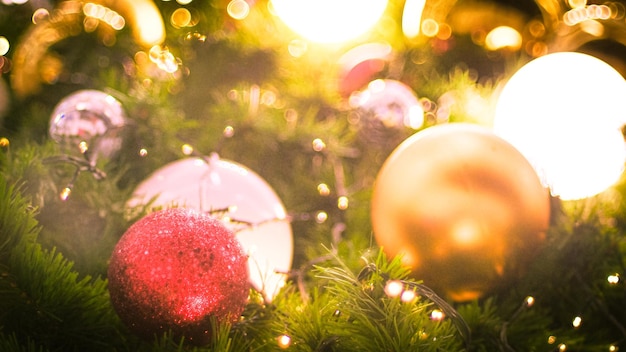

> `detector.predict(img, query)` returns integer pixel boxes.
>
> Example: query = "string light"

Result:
[312,138,326,152]
[277,334,291,349]
[59,187,72,201]
[384,280,403,298]
[337,196,349,210]
[430,309,445,321]
[223,125,235,138]
[572,316,582,328]
[0,137,9,147]
[78,141,89,154]
[181,143,194,155]
[148,45,179,73]
[317,183,330,196]
[559,343,568,351]
[400,289,417,303]
[83,3,126,31]
[315,211,328,223]
[607,273,620,285]
[138,148,148,157]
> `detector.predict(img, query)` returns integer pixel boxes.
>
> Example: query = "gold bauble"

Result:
[371,123,550,301]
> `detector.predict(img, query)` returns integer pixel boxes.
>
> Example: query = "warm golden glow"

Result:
[337,196,349,210]
[171,8,192,28]
[451,220,480,246]
[485,26,522,51]
[130,0,166,46]
[430,309,445,321]
[494,52,626,200]
[402,0,426,39]
[572,316,582,328]
[607,274,620,284]
[384,280,403,297]
[421,18,439,37]
[0,37,9,56]
[315,211,328,223]
[400,289,416,302]
[317,183,331,196]
[277,334,291,349]
[568,0,587,9]
[312,138,326,151]
[270,0,388,43]
[227,0,250,20]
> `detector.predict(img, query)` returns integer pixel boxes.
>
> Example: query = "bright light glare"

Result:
[270,0,388,43]
[402,0,426,39]
[494,52,626,200]
[485,26,522,51]
[131,0,166,47]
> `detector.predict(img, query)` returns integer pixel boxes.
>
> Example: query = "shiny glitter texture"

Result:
[107,208,249,346]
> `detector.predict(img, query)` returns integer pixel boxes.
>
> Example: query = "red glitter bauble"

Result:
[107,208,249,345]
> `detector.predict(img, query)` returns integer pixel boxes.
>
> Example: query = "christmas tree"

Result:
[1,0,626,351]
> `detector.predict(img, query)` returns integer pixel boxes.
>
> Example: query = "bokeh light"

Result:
[270,0,388,44]
[402,0,426,39]
[0,37,9,56]
[349,79,424,129]
[227,0,250,20]
[494,52,626,200]
[485,26,522,51]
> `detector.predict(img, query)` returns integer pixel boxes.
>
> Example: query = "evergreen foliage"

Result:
[1,0,626,351]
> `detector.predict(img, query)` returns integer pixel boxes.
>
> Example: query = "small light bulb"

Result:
[317,183,331,196]
[337,196,349,210]
[78,141,89,154]
[559,343,567,351]
[139,148,148,157]
[572,316,582,328]
[181,144,194,155]
[312,138,326,152]
[384,280,403,298]
[401,289,416,302]
[315,211,328,223]
[277,334,291,349]
[223,125,235,137]
[0,137,9,147]
[608,273,620,284]
[60,187,72,201]
[430,309,445,321]
[548,336,557,344]
[525,296,535,307]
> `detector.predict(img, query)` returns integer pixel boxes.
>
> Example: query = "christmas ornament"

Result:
[337,42,393,96]
[270,0,388,43]
[494,51,626,200]
[371,123,550,302]
[49,89,127,162]
[350,79,424,129]
[107,208,249,345]
[126,154,293,301]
